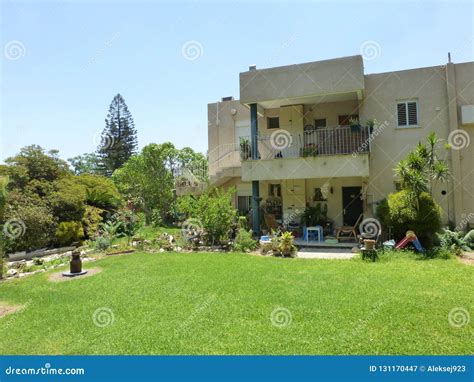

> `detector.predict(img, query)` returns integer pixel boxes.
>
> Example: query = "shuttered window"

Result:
[397,100,418,127]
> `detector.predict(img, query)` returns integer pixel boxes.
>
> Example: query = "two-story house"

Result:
[208,55,474,235]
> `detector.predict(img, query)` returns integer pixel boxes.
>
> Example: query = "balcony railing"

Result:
[239,126,371,160]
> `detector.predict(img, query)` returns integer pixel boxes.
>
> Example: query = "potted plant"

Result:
[239,138,251,160]
[365,118,376,133]
[301,144,318,157]
[349,117,361,132]
[278,231,297,257]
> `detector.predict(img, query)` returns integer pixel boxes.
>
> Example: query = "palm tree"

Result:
[394,132,450,208]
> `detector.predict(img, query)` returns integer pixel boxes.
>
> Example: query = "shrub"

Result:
[82,205,104,239]
[2,193,56,252]
[436,228,471,256]
[377,190,441,248]
[55,221,84,246]
[94,236,111,251]
[233,229,257,252]
[278,231,297,257]
[177,188,237,245]
[49,177,86,222]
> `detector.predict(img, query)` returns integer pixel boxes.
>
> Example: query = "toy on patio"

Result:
[395,230,425,252]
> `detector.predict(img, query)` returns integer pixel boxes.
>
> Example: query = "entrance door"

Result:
[342,187,363,226]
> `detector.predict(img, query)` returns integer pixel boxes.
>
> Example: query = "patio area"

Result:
[294,237,357,249]
[297,247,357,259]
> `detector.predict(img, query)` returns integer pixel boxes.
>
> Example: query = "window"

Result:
[268,184,281,197]
[397,100,418,127]
[237,196,252,214]
[314,118,327,128]
[313,188,327,201]
[338,115,359,126]
[235,121,250,147]
[267,117,280,129]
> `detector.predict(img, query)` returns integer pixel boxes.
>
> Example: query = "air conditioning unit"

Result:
[461,105,474,125]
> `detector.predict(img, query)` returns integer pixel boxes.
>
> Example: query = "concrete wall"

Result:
[361,65,452,221]
[455,62,474,226]
[242,155,369,181]
[208,99,249,177]
[240,55,364,104]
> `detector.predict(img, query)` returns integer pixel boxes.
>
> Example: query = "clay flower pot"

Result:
[364,239,376,250]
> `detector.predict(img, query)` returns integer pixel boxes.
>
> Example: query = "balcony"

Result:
[240,126,371,181]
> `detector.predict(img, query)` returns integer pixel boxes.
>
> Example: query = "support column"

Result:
[446,63,463,226]
[250,103,260,235]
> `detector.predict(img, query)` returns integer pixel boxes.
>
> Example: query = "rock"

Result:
[6,269,18,277]
[159,248,165,253]
[175,247,182,252]
[8,260,26,270]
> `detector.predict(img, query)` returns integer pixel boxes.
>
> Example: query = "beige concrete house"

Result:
[208,55,474,236]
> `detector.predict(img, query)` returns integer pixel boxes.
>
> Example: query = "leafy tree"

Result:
[113,143,174,224]
[0,176,7,222]
[5,145,70,189]
[68,153,102,175]
[97,94,138,176]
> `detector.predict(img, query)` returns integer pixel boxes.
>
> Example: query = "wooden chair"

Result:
[336,214,363,241]
[264,213,280,233]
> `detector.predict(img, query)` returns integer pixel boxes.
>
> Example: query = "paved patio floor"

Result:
[297,247,359,259]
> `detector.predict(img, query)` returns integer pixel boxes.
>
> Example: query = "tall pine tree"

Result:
[97,94,138,176]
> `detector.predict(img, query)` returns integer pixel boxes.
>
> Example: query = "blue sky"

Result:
[1,0,473,163]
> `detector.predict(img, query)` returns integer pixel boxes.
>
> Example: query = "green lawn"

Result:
[0,252,472,355]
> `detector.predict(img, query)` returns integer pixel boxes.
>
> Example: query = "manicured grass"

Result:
[0,252,472,355]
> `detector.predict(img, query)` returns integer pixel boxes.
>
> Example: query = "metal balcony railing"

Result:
[239,126,371,160]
